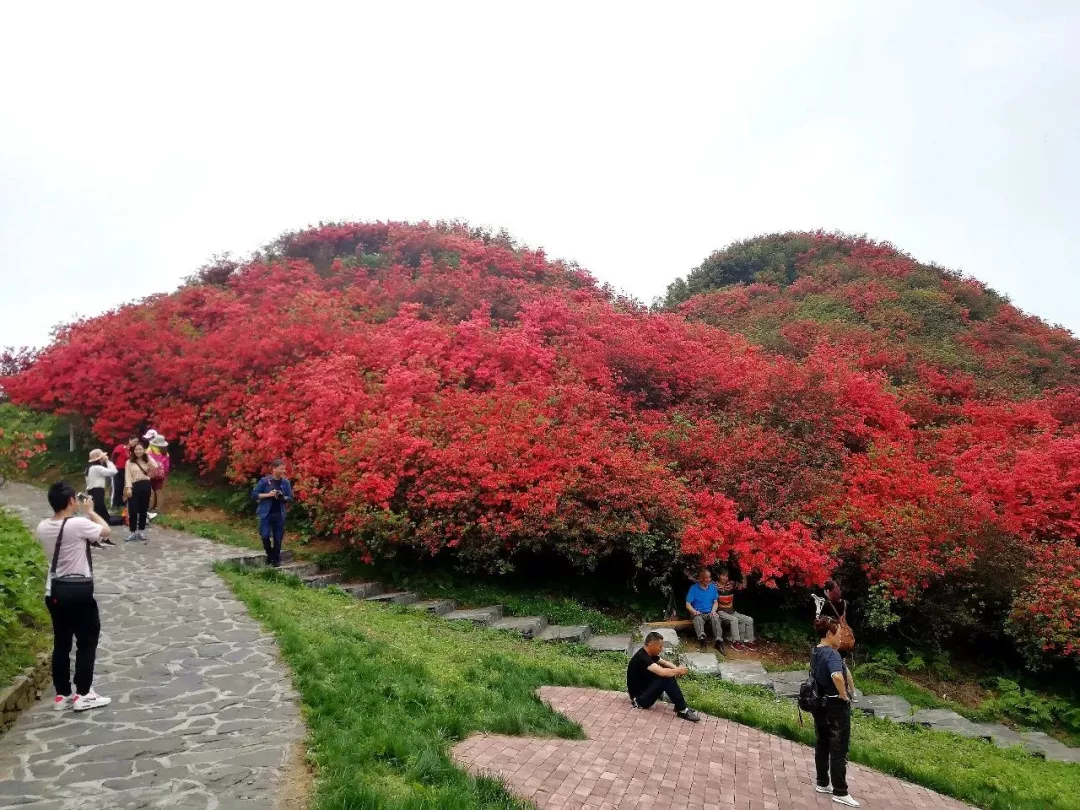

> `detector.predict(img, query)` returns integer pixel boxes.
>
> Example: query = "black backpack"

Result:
[798,668,821,712]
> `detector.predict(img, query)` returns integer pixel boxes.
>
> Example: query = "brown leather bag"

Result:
[836,615,856,653]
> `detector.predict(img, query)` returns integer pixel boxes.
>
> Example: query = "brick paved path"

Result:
[0,482,304,810]
[453,686,975,810]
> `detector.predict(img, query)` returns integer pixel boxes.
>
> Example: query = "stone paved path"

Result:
[453,686,975,810]
[0,482,304,810]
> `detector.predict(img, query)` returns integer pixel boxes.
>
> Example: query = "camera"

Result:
[76,492,90,504]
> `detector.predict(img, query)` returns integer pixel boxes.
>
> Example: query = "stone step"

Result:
[587,634,634,653]
[491,616,549,639]
[901,709,992,740]
[231,551,294,567]
[278,561,319,579]
[444,606,504,626]
[857,694,910,721]
[972,722,1027,749]
[365,591,419,606]
[718,660,772,688]
[681,652,721,675]
[638,625,679,651]
[1020,731,1080,763]
[337,581,384,599]
[301,572,342,589]
[537,625,591,643]
[768,670,807,699]
[409,599,457,616]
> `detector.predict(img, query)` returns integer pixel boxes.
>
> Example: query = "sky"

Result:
[2,1,1078,350]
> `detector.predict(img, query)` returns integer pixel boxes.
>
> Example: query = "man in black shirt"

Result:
[626,632,701,722]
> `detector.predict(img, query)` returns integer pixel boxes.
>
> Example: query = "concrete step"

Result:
[491,616,548,639]
[1020,731,1080,763]
[444,606,504,627]
[856,694,912,722]
[231,551,294,567]
[302,572,342,589]
[537,625,591,643]
[638,625,679,652]
[278,562,319,579]
[769,670,807,699]
[901,709,992,740]
[718,660,772,688]
[365,591,419,606]
[337,581,384,599]
[972,722,1027,749]
[681,652,721,675]
[409,599,457,616]
[587,634,634,653]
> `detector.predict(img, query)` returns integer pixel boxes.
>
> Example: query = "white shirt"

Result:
[85,460,117,491]
[35,516,104,594]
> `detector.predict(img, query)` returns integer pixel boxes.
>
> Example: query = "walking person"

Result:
[35,481,113,712]
[84,450,118,546]
[252,459,293,567]
[123,441,159,542]
[810,616,860,807]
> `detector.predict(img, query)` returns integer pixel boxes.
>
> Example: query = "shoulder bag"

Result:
[47,518,95,603]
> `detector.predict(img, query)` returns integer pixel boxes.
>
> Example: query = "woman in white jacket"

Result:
[85,449,118,545]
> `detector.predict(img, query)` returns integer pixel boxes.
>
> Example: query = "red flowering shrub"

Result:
[4,223,1079,663]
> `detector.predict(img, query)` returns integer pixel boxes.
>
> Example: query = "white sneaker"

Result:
[73,690,111,712]
[125,533,138,543]
[815,785,833,794]
[148,512,158,521]
[53,694,74,711]
[833,795,861,807]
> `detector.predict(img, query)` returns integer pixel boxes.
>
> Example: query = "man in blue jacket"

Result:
[252,459,294,567]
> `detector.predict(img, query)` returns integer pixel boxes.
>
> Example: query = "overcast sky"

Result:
[2,1,1078,351]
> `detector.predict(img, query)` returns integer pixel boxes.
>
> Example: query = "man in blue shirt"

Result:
[252,459,294,567]
[685,568,725,652]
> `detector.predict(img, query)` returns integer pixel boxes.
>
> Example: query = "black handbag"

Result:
[48,518,95,603]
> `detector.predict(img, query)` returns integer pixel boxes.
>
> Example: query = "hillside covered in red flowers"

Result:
[4,223,1078,665]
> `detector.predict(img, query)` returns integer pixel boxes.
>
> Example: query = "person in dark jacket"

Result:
[252,459,294,567]
[626,632,700,722]
[810,616,860,807]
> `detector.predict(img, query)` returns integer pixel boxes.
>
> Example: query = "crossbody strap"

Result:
[49,517,93,576]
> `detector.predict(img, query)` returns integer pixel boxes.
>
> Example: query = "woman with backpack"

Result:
[122,441,159,542]
[809,616,860,807]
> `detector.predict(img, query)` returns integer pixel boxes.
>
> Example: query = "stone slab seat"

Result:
[365,591,420,606]
[337,581,384,599]
[491,616,549,639]
[537,625,591,643]
[642,619,695,632]
[444,606,504,626]
[409,599,457,616]
[301,572,342,589]
[587,634,634,653]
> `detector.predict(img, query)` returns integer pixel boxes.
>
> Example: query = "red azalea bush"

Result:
[4,223,1079,664]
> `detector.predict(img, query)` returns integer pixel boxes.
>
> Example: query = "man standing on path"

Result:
[685,568,725,653]
[252,459,293,567]
[35,481,112,712]
[627,632,701,721]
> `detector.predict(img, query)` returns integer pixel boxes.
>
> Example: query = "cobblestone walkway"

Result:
[453,686,975,810]
[0,482,304,810]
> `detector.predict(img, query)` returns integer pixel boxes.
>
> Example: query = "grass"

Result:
[219,564,1080,810]
[0,509,50,686]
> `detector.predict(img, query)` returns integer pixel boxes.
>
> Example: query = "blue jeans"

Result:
[259,511,285,565]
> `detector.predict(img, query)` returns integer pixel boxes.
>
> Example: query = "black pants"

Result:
[46,589,100,696]
[128,480,152,531]
[259,511,285,565]
[813,701,851,795]
[88,486,111,525]
[112,468,125,507]
[632,677,688,712]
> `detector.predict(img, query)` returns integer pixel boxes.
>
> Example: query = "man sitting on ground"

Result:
[716,567,755,651]
[685,567,725,653]
[626,631,701,722]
